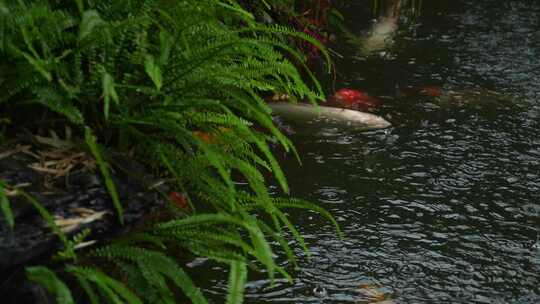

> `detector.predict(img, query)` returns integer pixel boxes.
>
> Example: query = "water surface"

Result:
[199,1,540,303]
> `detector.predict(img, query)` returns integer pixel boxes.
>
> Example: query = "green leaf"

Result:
[13,47,52,82]
[94,270,143,304]
[74,0,84,14]
[273,198,343,239]
[73,274,100,304]
[217,2,254,21]
[79,10,105,41]
[91,246,208,304]
[0,182,14,230]
[26,266,75,304]
[85,127,123,225]
[144,55,163,91]
[102,72,119,120]
[18,190,69,246]
[67,266,143,304]
[159,31,172,66]
[33,87,84,125]
[226,261,247,304]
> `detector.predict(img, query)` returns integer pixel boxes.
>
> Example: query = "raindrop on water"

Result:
[312,286,328,298]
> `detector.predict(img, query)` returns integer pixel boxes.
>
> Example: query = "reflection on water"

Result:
[198,1,540,303]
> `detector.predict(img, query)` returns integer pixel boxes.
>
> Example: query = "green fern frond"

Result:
[273,208,310,256]
[66,266,143,304]
[79,10,107,42]
[91,245,208,304]
[171,229,254,253]
[272,197,344,239]
[226,260,247,304]
[85,127,123,225]
[72,273,100,304]
[115,261,167,304]
[56,228,92,261]
[26,266,75,304]
[156,212,277,280]
[0,180,14,230]
[17,188,69,246]
[243,195,344,245]
[184,241,247,264]
[1,1,340,302]
[122,232,167,250]
[256,219,298,269]
[32,86,84,124]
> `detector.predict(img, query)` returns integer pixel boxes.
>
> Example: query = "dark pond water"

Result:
[198,1,540,303]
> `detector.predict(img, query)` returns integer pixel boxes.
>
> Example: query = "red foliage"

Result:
[169,191,189,210]
[292,0,332,63]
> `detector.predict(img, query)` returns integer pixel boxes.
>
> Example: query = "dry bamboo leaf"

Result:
[74,240,97,250]
[0,145,31,160]
[71,207,97,216]
[35,135,75,149]
[55,210,108,233]
[28,164,62,175]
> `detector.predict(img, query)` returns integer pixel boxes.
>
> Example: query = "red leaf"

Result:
[169,191,189,210]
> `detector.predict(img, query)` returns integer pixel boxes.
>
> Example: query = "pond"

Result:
[198,1,540,303]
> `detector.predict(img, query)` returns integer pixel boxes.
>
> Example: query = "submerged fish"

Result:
[399,85,444,98]
[355,283,395,304]
[361,15,398,53]
[398,85,515,106]
[268,102,391,131]
[359,0,402,55]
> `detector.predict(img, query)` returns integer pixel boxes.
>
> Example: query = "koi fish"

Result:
[398,85,443,98]
[268,102,391,131]
[355,283,395,304]
[332,88,382,111]
[417,86,443,97]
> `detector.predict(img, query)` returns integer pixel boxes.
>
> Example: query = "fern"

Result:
[155,213,277,278]
[271,197,344,239]
[85,127,123,225]
[91,245,208,304]
[26,266,75,304]
[15,188,70,246]
[72,272,101,304]
[66,266,143,304]
[0,180,14,230]
[226,261,247,304]
[1,0,342,302]
[32,86,85,124]
[56,228,92,262]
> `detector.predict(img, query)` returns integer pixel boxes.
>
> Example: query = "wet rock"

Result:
[0,150,168,297]
[0,268,53,304]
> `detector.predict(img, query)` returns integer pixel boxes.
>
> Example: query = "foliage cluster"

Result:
[245,0,345,65]
[0,0,340,302]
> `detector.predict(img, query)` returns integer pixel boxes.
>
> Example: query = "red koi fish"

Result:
[332,88,381,111]
[417,85,443,97]
[169,191,189,210]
